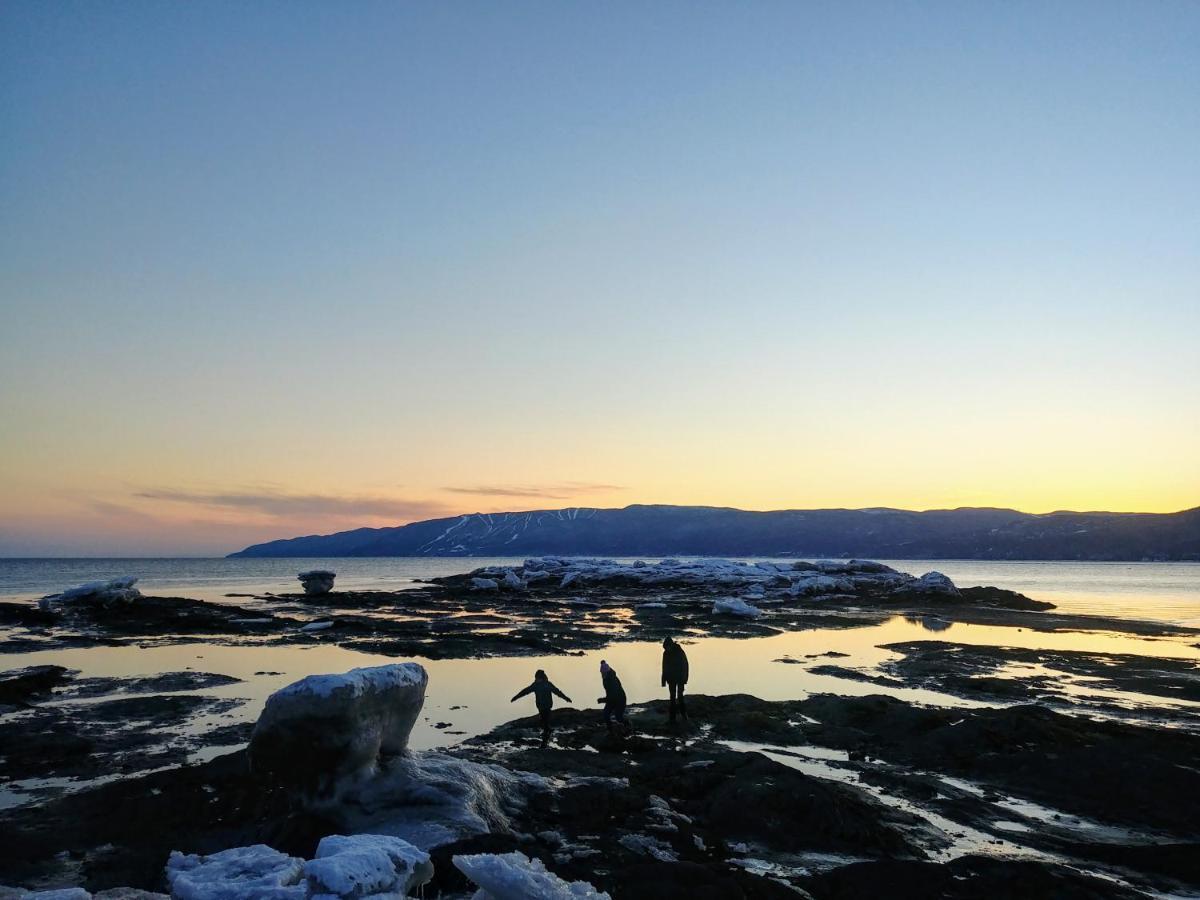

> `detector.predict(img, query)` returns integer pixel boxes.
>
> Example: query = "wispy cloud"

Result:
[135,487,449,521]
[442,482,625,500]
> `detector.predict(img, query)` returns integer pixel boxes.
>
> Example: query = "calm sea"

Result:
[1,557,1198,626]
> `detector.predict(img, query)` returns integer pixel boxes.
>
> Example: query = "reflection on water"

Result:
[2,557,1199,624]
[904,615,953,632]
[9,615,1199,763]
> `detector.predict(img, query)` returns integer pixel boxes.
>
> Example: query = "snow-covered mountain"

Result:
[227,503,1200,561]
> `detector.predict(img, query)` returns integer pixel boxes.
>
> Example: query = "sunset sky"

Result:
[2,2,1198,556]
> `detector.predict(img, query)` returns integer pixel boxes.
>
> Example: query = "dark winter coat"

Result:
[513,679,571,711]
[662,643,689,686]
[600,668,626,706]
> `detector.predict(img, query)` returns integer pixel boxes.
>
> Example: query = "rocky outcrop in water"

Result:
[297,571,336,596]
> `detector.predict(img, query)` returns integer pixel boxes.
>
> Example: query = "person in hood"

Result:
[661,637,689,722]
[597,659,628,735]
[511,669,572,743]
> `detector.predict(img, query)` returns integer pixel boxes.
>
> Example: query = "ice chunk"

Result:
[914,571,960,596]
[41,576,141,609]
[788,574,854,596]
[304,834,433,898]
[501,570,526,591]
[165,844,305,900]
[298,570,336,596]
[712,597,762,619]
[329,753,544,850]
[453,851,610,899]
[249,664,428,791]
[471,578,500,591]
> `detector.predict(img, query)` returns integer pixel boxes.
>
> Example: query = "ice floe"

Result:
[39,576,142,610]
[452,851,611,899]
[166,844,306,900]
[459,557,961,603]
[303,834,432,898]
[712,597,762,619]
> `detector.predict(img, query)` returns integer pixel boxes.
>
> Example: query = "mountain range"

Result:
[228,504,1200,561]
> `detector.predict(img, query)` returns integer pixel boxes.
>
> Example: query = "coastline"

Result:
[2,558,1199,897]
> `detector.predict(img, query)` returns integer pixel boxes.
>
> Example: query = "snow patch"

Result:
[40,576,141,609]
[452,851,611,899]
[304,834,433,898]
[712,597,762,619]
[166,844,305,900]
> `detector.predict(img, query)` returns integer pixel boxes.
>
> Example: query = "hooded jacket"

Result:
[662,642,689,685]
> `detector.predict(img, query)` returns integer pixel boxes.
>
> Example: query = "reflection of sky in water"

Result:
[2,558,1199,624]
[10,615,1199,761]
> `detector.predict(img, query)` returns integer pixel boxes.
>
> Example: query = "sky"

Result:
[1,1,1197,556]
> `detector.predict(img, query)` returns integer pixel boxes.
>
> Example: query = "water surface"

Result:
[2,557,1198,624]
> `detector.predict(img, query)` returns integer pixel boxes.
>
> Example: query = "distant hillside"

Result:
[228,504,1200,561]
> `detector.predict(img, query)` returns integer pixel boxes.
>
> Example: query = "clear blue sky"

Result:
[2,1,1198,555]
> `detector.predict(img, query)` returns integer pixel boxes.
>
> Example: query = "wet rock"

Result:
[38,595,293,638]
[0,665,72,706]
[0,602,61,627]
[800,854,1143,899]
[604,861,804,899]
[297,570,336,596]
[62,672,242,698]
[881,641,1200,704]
[675,751,921,857]
[794,693,1200,836]
[0,692,246,784]
[959,585,1054,611]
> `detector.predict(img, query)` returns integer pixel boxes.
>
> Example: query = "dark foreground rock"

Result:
[0,664,72,706]
[882,639,1200,703]
[0,666,248,790]
[4,683,1197,897]
[682,692,1200,837]
[801,855,1143,900]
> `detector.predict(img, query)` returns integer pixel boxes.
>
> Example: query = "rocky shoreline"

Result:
[3,670,1198,897]
[2,559,1192,663]
[2,559,1198,897]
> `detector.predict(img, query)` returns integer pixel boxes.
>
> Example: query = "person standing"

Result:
[597,660,628,736]
[511,669,572,744]
[661,637,689,722]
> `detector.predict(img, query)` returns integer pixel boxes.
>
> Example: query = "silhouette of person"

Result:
[511,669,571,744]
[598,660,628,735]
[661,637,689,722]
